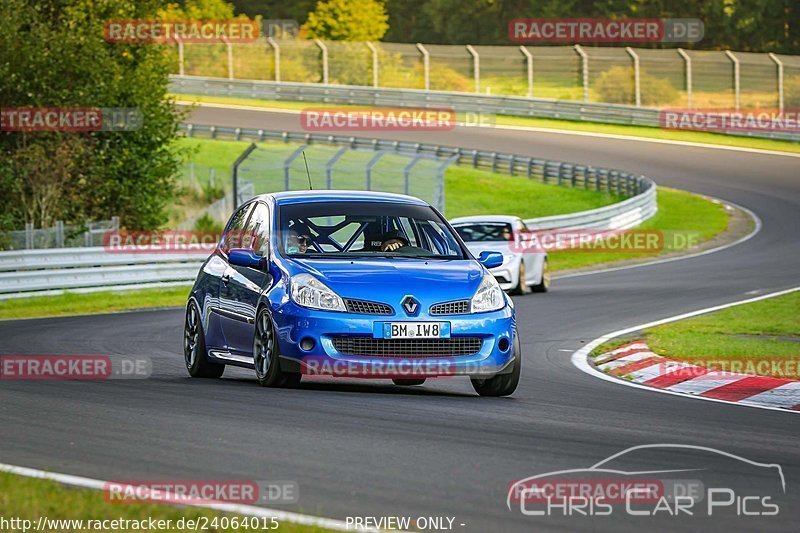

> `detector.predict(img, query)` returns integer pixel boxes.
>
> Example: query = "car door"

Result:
[213,202,254,354]
[219,201,272,355]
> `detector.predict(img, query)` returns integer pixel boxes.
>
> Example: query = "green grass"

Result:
[0,471,329,533]
[0,286,190,320]
[548,187,731,271]
[640,291,800,378]
[444,166,622,219]
[173,94,800,154]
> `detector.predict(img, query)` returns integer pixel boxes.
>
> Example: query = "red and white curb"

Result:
[593,341,800,411]
[572,286,800,415]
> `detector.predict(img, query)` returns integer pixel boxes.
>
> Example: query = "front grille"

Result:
[332,337,483,358]
[344,299,393,315]
[430,299,470,315]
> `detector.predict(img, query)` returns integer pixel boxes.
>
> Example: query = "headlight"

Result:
[470,273,505,313]
[290,273,346,312]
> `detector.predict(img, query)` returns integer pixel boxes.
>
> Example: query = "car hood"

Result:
[286,258,485,305]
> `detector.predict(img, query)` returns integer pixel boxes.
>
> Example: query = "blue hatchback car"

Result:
[183,190,520,396]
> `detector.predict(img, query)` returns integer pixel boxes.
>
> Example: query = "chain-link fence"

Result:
[234,143,452,213]
[170,39,799,110]
[181,140,455,228]
[0,217,120,251]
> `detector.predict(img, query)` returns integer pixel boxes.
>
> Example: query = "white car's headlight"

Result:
[290,273,346,312]
[470,273,505,313]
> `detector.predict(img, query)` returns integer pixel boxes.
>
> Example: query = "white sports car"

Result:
[450,215,549,295]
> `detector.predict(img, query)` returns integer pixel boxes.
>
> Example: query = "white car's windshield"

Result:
[278,201,465,259]
[454,223,513,243]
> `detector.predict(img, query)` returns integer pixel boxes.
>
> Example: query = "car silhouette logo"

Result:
[402,296,419,315]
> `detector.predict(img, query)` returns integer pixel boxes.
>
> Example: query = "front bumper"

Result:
[272,300,516,378]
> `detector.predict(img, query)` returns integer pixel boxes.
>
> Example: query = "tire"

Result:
[254,307,301,388]
[392,378,426,386]
[184,302,225,378]
[470,335,521,397]
[511,260,531,295]
[531,258,550,293]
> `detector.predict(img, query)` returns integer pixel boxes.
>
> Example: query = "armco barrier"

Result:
[170,75,800,142]
[0,128,656,299]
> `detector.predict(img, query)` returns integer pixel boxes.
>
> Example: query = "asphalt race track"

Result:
[1,106,799,531]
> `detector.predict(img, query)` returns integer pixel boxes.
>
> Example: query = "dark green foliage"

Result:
[0,0,185,230]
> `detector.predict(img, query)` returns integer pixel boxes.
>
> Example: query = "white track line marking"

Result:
[0,463,377,532]
[175,100,800,159]
[571,286,800,415]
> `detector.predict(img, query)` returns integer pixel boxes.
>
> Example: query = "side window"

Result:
[220,204,253,254]
[246,202,271,255]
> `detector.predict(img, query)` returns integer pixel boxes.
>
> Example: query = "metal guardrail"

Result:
[0,248,204,296]
[0,127,657,299]
[170,75,800,142]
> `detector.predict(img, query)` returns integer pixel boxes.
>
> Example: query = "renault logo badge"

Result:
[402,296,419,315]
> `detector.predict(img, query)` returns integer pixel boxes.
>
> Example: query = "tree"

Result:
[303,0,389,41]
[0,0,184,230]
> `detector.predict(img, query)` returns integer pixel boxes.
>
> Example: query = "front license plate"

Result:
[381,322,450,339]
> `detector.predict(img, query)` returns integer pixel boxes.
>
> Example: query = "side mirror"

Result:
[228,248,265,269]
[478,251,504,269]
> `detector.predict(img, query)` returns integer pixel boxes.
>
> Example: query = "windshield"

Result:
[453,223,513,242]
[278,201,465,259]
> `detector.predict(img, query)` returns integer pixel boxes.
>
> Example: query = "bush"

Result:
[193,213,224,232]
[201,181,226,204]
[594,66,678,106]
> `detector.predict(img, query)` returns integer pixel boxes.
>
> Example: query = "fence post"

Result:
[315,39,329,84]
[232,143,258,207]
[677,48,692,109]
[366,41,379,87]
[223,37,234,80]
[520,46,533,98]
[55,220,64,248]
[403,156,424,195]
[176,36,185,76]
[725,50,740,111]
[625,47,641,107]
[416,43,430,90]
[574,44,589,102]
[366,151,385,190]
[326,147,348,189]
[25,222,33,249]
[435,155,457,214]
[768,52,784,114]
[267,37,280,82]
[466,44,480,93]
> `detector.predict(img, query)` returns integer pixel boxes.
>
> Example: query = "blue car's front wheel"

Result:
[253,307,301,388]
[470,335,521,397]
